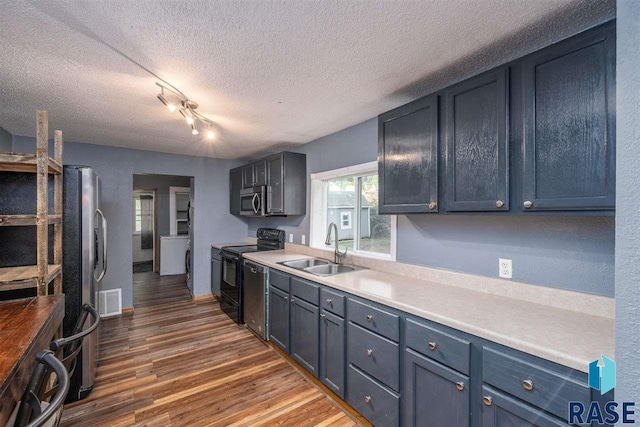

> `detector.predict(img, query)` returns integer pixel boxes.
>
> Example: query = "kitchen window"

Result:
[310,161,396,259]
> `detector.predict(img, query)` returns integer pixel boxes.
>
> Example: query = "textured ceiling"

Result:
[0,0,614,159]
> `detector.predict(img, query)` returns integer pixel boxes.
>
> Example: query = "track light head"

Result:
[206,129,215,139]
[191,123,199,135]
[186,116,194,125]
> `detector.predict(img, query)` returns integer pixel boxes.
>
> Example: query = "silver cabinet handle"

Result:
[523,200,533,209]
[366,349,373,357]
[523,379,534,391]
[290,298,295,304]
[496,200,504,208]
[320,313,326,319]
[428,342,437,351]
[429,201,437,210]
[364,396,372,404]
[456,381,465,391]
[366,314,373,322]
[326,298,333,305]
[483,396,493,406]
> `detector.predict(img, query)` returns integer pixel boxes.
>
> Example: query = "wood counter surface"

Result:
[0,295,65,424]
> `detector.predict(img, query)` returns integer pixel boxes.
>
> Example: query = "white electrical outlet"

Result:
[289,233,294,243]
[499,258,512,279]
[301,235,306,245]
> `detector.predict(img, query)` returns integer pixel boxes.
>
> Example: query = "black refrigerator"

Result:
[0,165,107,402]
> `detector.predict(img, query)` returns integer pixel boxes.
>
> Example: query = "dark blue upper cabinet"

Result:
[445,69,509,212]
[378,95,439,214]
[521,23,616,211]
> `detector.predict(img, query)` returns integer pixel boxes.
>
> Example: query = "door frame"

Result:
[133,187,159,273]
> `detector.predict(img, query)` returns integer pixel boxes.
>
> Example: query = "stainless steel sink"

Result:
[277,258,362,276]
[279,258,330,270]
[304,264,360,276]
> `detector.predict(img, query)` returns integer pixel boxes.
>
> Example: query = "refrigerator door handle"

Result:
[95,208,108,283]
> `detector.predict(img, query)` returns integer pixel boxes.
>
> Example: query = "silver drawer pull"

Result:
[428,342,437,351]
[523,200,533,209]
[523,379,534,391]
[290,298,295,303]
[364,395,372,404]
[320,313,326,319]
[495,200,504,208]
[456,381,465,391]
[366,349,373,357]
[483,396,493,406]
[326,298,333,305]
[429,201,437,210]
[366,314,373,322]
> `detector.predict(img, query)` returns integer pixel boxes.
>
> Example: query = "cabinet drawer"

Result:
[320,288,345,317]
[348,323,400,391]
[269,269,290,292]
[291,277,319,305]
[347,366,400,427]
[348,298,399,342]
[406,318,470,375]
[483,347,590,420]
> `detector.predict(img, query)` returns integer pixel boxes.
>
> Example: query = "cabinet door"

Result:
[446,69,508,211]
[290,297,319,376]
[269,286,290,353]
[320,310,345,398]
[267,154,284,214]
[229,167,243,215]
[481,386,569,427]
[522,24,615,211]
[242,164,255,189]
[378,94,439,214]
[254,160,267,186]
[404,349,470,427]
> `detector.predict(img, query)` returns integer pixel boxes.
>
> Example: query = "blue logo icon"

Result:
[589,354,616,394]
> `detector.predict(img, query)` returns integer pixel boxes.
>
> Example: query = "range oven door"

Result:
[220,252,240,303]
[240,187,266,216]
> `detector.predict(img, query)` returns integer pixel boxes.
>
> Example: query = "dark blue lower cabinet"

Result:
[290,297,319,377]
[320,310,345,398]
[404,349,470,427]
[481,386,570,427]
[347,365,400,427]
[268,286,290,353]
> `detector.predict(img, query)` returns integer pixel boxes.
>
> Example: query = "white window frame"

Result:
[310,161,397,260]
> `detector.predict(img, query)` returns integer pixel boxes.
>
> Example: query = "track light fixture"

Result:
[156,82,217,140]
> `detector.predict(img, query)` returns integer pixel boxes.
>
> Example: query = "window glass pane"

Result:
[358,174,390,255]
[326,176,355,252]
[135,198,142,233]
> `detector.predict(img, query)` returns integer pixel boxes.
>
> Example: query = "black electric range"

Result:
[219,228,285,323]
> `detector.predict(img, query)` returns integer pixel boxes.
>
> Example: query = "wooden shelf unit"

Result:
[0,110,64,296]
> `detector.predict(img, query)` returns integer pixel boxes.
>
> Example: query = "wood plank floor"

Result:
[60,272,357,427]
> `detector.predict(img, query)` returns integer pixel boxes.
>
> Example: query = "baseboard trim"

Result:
[121,306,134,317]
[191,293,215,302]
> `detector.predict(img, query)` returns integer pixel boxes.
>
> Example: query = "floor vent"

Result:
[99,289,122,317]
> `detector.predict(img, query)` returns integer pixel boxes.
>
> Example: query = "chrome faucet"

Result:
[325,222,347,264]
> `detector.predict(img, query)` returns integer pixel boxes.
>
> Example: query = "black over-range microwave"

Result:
[240,186,267,216]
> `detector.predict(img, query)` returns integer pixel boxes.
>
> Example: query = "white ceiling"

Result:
[0,1,614,159]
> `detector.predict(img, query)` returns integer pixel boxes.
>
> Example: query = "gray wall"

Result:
[615,0,640,413]
[12,136,248,307]
[248,118,615,297]
[133,173,191,234]
[0,126,12,151]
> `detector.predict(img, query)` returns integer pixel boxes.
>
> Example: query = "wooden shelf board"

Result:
[0,152,62,174]
[0,265,62,291]
[0,214,62,227]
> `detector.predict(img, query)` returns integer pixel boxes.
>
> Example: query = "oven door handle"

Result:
[221,253,239,263]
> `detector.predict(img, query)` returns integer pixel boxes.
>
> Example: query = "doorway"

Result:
[132,174,194,308]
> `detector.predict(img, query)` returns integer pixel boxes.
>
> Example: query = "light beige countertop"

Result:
[243,250,614,373]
